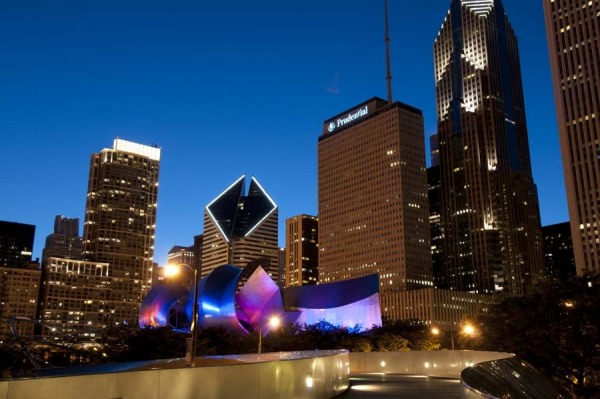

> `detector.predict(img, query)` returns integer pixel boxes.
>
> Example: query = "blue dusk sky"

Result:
[0,0,567,266]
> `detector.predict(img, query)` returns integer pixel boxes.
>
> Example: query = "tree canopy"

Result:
[467,275,600,398]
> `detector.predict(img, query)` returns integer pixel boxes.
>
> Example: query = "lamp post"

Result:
[258,316,280,354]
[431,325,455,350]
[461,323,476,349]
[165,263,199,367]
[433,323,476,350]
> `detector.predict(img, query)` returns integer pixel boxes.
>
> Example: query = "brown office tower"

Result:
[201,175,278,281]
[82,138,160,327]
[318,97,432,320]
[434,0,544,296]
[544,0,600,274]
[285,214,318,287]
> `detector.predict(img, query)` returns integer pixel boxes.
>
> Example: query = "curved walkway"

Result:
[337,374,473,398]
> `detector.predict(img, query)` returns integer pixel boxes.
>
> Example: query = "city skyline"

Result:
[1,0,567,267]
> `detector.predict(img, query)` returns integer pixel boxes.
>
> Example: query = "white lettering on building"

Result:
[327,106,369,133]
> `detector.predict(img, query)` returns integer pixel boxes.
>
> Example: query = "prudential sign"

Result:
[327,106,369,133]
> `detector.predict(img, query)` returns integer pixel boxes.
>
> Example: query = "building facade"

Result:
[277,247,286,288]
[543,0,600,275]
[285,214,318,287]
[39,257,114,337]
[193,234,203,273]
[42,215,83,265]
[167,245,194,268]
[201,175,278,281]
[434,0,544,296]
[318,97,432,321]
[543,222,576,281]
[81,138,160,328]
[383,288,492,332]
[0,264,41,338]
[0,221,39,337]
[428,165,445,289]
[0,221,35,268]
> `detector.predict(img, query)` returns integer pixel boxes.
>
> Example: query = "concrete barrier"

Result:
[349,350,513,378]
[0,350,349,399]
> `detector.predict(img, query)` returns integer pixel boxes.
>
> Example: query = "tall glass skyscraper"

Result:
[434,0,544,295]
[82,138,160,326]
[544,0,600,275]
[39,142,161,336]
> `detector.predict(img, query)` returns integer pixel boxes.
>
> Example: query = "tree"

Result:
[370,319,440,351]
[0,336,30,378]
[471,275,600,398]
[98,325,186,362]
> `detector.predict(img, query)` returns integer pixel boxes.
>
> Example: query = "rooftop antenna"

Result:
[384,0,393,104]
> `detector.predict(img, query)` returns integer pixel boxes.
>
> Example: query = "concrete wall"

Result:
[349,350,513,378]
[0,350,514,399]
[0,351,349,399]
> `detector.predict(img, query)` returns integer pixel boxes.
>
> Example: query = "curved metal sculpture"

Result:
[139,265,381,333]
[283,274,381,330]
[139,283,189,328]
[193,264,246,332]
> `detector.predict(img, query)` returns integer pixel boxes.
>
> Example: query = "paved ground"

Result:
[337,373,470,398]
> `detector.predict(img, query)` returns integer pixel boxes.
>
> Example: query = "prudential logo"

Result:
[327,122,336,132]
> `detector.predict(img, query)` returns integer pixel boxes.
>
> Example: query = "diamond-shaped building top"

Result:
[202,175,278,281]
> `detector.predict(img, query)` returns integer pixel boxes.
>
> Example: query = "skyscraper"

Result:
[543,0,600,275]
[163,244,195,284]
[40,257,113,336]
[0,221,39,337]
[285,214,318,287]
[81,138,160,326]
[434,0,544,295]
[167,245,195,269]
[201,175,278,281]
[428,164,444,288]
[0,265,40,338]
[54,215,80,238]
[542,222,576,281]
[0,221,35,268]
[277,247,286,288]
[41,215,83,265]
[318,97,432,320]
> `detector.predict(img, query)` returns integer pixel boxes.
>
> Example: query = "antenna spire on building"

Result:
[384,0,393,104]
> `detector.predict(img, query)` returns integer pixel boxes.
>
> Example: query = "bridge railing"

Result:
[0,350,349,399]
[349,350,513,378]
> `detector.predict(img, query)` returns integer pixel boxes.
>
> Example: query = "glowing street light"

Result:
[432,325,456,350]
[258,316,281,354]
[165,263,199,367]
[268,315,281,329]
[462,324,476,336]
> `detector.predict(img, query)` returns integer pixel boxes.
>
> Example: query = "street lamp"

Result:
[165,263,199,367]
[462,324,476,336]
[258,316,280,354]
[431,326,455,350]
[433,322,477,350]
